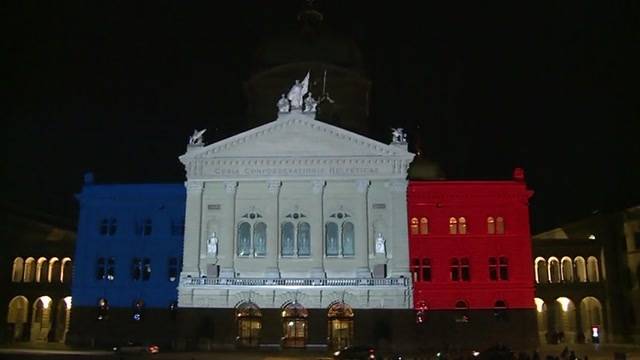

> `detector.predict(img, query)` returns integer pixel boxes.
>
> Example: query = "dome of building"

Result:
[408,152,446,180]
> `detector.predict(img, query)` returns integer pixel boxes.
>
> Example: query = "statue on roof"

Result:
[391,128,407,144]
[287,71,310,111]
[189,129,206,145]
[303,92,317,113]
[277,94,290,113]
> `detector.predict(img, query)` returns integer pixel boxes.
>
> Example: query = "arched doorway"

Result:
[35,258,48,283]
[281,301,308,348]
[61,258,72,283]
[31,296,52,342]
[534,298,548,344]
[7,296,29,341]
[54,297,71,343]
[23,258,36,283]
[580,297,604,343]
[48,257,60,283]
[554,297,576,344]
[328,302,354,350]
[236,302,262,347]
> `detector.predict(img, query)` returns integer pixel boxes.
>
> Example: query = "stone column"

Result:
[265,180,281,278]
[355,179,371,278]
[387,179,410,278]
[310,180,326,278]
[181,181,203,277]
[219,181,237,278]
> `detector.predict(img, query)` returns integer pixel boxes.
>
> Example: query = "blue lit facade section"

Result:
[72,183,185,309]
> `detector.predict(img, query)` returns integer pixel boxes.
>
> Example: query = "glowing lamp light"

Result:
[557,297,571,312]
[40,297,52,309]
[588,234,596,240]
[288,321,294,327]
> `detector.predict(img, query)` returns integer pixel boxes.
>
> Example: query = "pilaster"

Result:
[182,181,204,277]
[355,179,371,278]
[387,179,410,278]
[310,180,326,278]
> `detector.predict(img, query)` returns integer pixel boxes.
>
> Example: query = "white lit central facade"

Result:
[178,112,414,309]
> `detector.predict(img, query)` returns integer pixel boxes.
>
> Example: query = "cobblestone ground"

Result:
[1,343,639,360]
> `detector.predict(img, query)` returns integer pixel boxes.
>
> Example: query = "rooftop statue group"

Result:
[278,71,317,113]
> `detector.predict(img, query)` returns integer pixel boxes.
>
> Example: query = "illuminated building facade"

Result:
[532,205,640,345]
[407,170,538,350]
[1,206,75,344]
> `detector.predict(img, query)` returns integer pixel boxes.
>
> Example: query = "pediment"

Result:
[181,113,411,161]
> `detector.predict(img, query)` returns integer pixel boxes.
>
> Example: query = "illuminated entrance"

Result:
[281,301,308,348]
[236,302,262,347]
[328,302,354,350]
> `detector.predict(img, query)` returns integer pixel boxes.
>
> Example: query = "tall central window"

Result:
[237,211,267,257]
[281,212,311,256]
[325,211,354,256]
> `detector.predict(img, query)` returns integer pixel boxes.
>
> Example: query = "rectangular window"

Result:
[171,219,185,236]
[411,258,420,282]
[421,258,431,281]
[489,257,498,280]
[168,257,178,282]
[142,258,151,281]
[106,257,115,280]
[143,219,153,236]
[132,258,141,280]
[499,257,509,280]
[96,258,105,280]
[461,258,470,281]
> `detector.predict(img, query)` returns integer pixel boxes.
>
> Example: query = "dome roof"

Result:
[408,155,446,180]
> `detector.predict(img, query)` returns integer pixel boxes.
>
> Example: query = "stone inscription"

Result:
[206,166,383,178]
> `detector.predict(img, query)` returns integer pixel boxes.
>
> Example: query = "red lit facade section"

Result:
[408,170,535,311]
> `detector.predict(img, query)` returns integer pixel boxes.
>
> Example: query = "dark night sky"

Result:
[4,1,639,233]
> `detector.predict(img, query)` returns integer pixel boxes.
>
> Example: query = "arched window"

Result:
[535,257,548,284]
[455,300,470,322]
[61,257,72,283]
[97,298,109,320]
[548,257,561,283]
[449,217,457,234]
[561,257,573,282]
[494,300,507,320]
[328,302,354,350]
[574,256,587,282]
[31,296,52,341]
[487,217,496,234]
[458,217,467,234]
[281,218,311,257]
[236,302,262,347]
[23,258,36,283]
[237,211,267,257]
[35,258,47,283]
[410,218,419,235]
[48,257,60,283]
[281,301,308,348]
[496,217,505,234]
[587,256,600,282]
[297,222,311,256]
[12,257,24,283]
[419,218,429,235]
[325,211,354,257]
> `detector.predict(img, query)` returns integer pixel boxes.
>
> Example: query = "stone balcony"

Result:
[181,276,409,287]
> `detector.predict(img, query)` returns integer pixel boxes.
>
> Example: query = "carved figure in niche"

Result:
[189,129,206,145]
[207,232,218,256]
[277,94,290,113]
[304,92,318,112]
[375,232,386,255]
